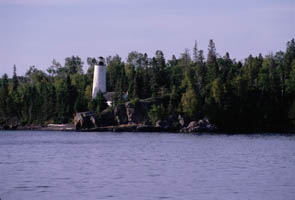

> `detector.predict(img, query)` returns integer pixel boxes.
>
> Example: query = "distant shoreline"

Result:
[1,123,295,134]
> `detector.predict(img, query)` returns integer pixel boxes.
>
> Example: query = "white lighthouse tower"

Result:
[92,57,106,99]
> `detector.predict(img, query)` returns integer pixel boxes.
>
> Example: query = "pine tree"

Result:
[12,65,19,91]
[94,91,108,113]
[0,74,9,121]
[207,39,217,64]
[193,40,198,63]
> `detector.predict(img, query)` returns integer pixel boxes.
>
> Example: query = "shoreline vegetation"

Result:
[1,39,295,133]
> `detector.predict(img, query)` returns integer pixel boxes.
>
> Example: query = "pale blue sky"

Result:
[0,0,294,76]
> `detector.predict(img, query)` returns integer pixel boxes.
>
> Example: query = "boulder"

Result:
[155,120,170,129]
[197,117,217,132]
[181,117,217,133]
[180,121,199,133]
[74,112,96,130]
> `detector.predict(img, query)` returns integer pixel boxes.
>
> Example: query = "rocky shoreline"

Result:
[1,98,294,134]
[0,124,76,131]
[72,98,218,133]
[0,124,196,133]
[0,116,217,133]
[1,122,294,134]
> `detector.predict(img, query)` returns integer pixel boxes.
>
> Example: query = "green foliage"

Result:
[64,56,84,75]
[0,74,9,120]
[107,55,126,92]
[286,60,295,94]
[55,76,73,123]
[89,91,108,114]
[168,85,180,114]
[181,86,198,118]
[1,39,295,130]
[148,104,165,126]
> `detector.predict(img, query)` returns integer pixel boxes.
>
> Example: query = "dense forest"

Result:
[1,39,295,131]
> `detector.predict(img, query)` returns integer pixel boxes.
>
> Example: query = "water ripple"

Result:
[0,131,294,200]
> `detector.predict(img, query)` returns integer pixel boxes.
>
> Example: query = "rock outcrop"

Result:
[114,104,128,124]
[155,120,170,129]
[73,95,218,133]
[74,112,96,130]
[126,96,169,124]
[181,117,217,133]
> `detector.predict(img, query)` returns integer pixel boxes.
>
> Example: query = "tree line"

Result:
[0,39,295,131]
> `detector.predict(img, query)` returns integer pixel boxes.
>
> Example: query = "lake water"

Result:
[0,131,295,200]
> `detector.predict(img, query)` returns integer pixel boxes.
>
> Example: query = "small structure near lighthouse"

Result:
[92,57,106,99]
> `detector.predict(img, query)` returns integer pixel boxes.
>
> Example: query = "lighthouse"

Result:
[92,57,106,99]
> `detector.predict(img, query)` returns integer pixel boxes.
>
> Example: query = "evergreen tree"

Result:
[193,41,198,63]
[90,91,108,114]
[12,65,18,91]
[55,76,77,123]
[0,74,9,121]
[0,38,294,130]
[207,39,217,64]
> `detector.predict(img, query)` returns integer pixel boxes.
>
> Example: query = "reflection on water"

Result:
[0,131,295,200]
